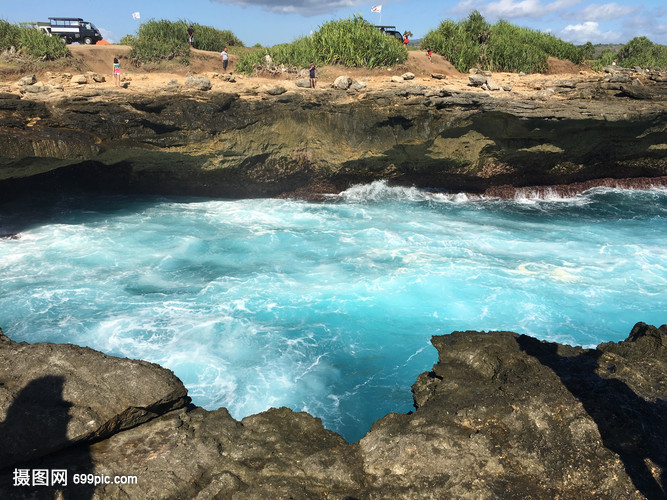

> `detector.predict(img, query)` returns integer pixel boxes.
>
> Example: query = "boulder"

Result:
[485,77,501,91]
[0,330,189,468]
[333,76,352,90]
[391,75,404,83]
[295,78,311,88]
[184,76,212,91]
[468,74,487,87]
[17,74,36,86]
[88,72,106,83]
[262,84,287,95]
[431,73,446,80]
[401,72,415,81]
[71,74,88,85]
[19,83,51,94]
[349,80,367,91]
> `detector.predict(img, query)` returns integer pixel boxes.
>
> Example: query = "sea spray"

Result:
[0,184,665,441]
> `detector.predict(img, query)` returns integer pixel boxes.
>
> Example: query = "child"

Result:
[113,57,121,87]
[309,62,316,89]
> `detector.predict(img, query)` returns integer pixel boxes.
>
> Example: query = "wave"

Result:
[330,180,667,207]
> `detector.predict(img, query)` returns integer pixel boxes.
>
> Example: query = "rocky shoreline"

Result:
[1,323,665,499]
[0,66,666,202]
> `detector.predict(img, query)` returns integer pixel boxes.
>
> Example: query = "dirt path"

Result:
[1,45,593,99]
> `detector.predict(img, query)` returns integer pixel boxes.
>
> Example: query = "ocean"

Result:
[1,181,665,442]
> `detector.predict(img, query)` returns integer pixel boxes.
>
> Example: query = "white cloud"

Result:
[451,0,581,20]
[573,2,638,21]
[485,0,580,19]
[559,21,619,43]
[211,0,369,16]
[98,27,115,44]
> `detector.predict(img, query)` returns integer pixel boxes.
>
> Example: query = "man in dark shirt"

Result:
[187,25,194,47]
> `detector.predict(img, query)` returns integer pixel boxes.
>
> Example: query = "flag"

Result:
[132,12,140,20]
[371,5,382,13]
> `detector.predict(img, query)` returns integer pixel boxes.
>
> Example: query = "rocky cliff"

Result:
[1,70,666,201]
[1,323,665,499]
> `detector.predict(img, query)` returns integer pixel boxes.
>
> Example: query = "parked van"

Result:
[48,17,102,45]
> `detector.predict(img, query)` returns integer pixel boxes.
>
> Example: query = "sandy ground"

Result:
[0,44,593,98]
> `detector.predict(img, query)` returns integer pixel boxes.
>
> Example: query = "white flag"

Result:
[371,5,382,13]
[132,12,140,20]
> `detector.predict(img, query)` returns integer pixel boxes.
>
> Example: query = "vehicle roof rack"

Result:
[375,25,397,29]
[49,18,84,21]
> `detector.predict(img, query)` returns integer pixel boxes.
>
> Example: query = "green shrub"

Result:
[616,36,667,69]
[127,19,243,65]
[119,34,137,46]
[0,20,68,60]
[0,20,21,50]
[236,15,407,75]
[421,11,584,73]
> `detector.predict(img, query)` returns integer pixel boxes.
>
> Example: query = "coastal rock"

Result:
[88,72,106,83]
[0,78,665,200]
[17,74,36,86]
[295,78,311,88]
[19,83,51,94]
[0,324,664,499]
[333,75,352,90]
[349,80,367,91]
[184,76,212,91]
[262,84,287,95]
[469,74,488,86]
[70,74,88,85]
[0,329,189,468]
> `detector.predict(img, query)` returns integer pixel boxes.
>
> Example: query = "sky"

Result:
[2,0,665,46]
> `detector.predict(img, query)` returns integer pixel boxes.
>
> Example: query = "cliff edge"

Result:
[1,323,665,499]
[1,66,666,201]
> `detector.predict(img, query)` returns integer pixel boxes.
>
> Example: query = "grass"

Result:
[421,11,584,74]
[0,20,69,60]
[122,19,243,65]
[236,16,407,75]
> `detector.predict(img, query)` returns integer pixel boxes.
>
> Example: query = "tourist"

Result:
[427,47,432,62]
[187,25,194,48]
[113,57,121,87]
[221,47,229,71]
[309,62,316,89]
[403,34,409,47]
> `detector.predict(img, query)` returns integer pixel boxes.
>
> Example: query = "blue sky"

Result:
[2,0,665,46]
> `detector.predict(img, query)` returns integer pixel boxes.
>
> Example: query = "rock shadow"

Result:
[517,334,666,499]
[0,375,95,499]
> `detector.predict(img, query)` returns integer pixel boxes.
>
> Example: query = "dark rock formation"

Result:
[1,323,664,499]
[0,76,665,202]
[0,329,189,468]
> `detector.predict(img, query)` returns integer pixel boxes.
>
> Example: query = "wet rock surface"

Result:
[1,323,664,499]
[0,75,665,201]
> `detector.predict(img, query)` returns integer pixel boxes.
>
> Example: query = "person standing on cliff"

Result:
[221,47,229,71]
[113,57,121,87]
[187,25,194,48]
[309,62,316,89]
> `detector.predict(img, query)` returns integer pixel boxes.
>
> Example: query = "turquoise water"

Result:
[1,182,665,442]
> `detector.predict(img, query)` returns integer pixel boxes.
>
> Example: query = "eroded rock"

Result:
[0,324,664,499]
[0,329,189,468]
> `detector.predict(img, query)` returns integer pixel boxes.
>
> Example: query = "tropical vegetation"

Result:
[236,16,407,75]
[421,11,584,73]
[121,19,243,65]
[0,20,69,60]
